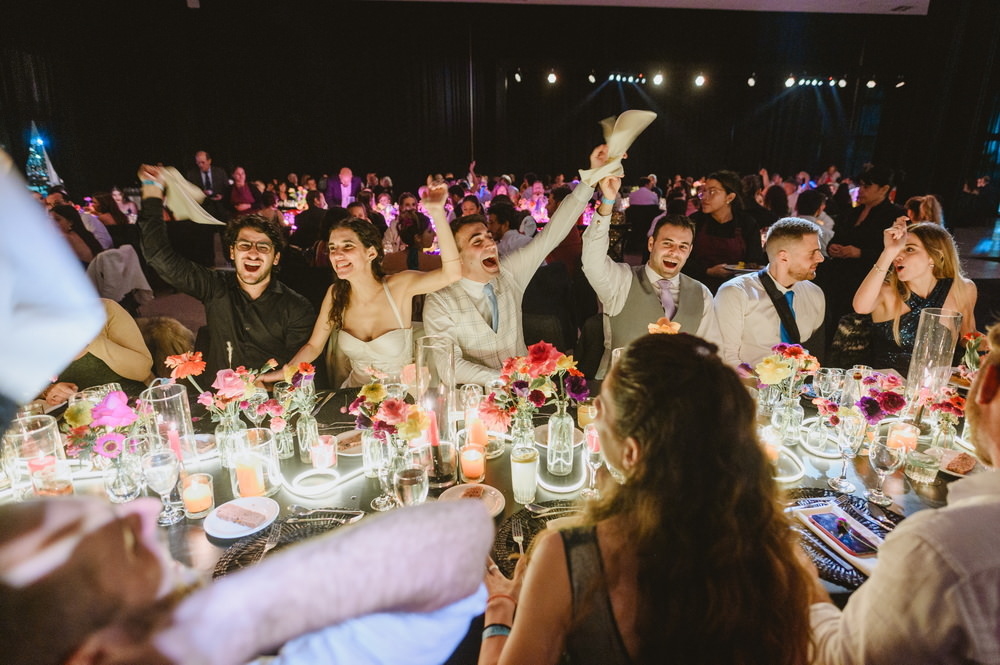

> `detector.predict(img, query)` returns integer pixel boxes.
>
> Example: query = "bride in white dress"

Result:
[274,180,460,387]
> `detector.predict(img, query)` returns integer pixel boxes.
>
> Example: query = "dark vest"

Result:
[598,265,705,378]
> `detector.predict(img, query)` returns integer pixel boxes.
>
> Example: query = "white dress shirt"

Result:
[713,268,825,366]
[581,213,722,347]
[340,182,354,206]
[497,229,534,257]
[810,471,1000,665]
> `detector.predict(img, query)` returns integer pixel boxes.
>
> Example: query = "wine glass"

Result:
[828,414,865,493]
[142,451,184,526]
[580,424,603,500]
[577,399,597,429]
[867,442,903,507]
[244,387,268,427]
[393,464,429,506]
[815,368,845,402]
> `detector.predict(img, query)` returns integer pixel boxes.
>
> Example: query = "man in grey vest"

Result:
[582,177,721,378]
[714,217,826,367]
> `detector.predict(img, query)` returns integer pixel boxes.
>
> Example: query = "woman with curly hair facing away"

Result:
[267,180,460,387]
[481,333,813,665]
[382,209,441,274]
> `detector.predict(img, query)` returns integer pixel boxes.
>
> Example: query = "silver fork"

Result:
[512,520,525,557]
[254,521,283,564]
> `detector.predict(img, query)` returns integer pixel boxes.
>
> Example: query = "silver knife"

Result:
[311,391,336,417]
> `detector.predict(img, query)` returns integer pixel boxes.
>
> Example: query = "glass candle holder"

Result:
[181,473,215,518]
[229,428,282,498]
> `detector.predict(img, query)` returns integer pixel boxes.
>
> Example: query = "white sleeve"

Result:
[581,213,633,317]
[693,285,724,351]
[713,282,747,367]
[505,184,594,291]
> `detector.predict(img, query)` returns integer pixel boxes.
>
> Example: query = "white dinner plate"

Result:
[334,429,364,456]
[928,446,986,478]
[438,483,505,518]
[204,497,280,539]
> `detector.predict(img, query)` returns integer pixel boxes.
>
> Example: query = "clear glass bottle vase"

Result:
[771,397,804,446]
[215,413,246,469]
[296,412,319,464]
[546,400,574,476]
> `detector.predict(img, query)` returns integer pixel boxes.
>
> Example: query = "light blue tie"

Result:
[780,290,796,344]
[484,282,499,332]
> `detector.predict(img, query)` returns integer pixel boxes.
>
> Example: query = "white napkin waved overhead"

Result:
[578,110,657,186]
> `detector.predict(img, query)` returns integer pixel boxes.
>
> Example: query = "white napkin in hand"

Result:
[159,166,226,226]
[578,110,657,186]
[795,505,881,576]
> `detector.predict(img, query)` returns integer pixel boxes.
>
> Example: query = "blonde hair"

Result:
[904,195,944,224]
[888,222,965,344]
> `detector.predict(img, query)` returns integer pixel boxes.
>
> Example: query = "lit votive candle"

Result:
[181,473,214,518]
[886,422,919,452]
[311,435,337,469]
[235,457,265,497]
[460,447,485,483]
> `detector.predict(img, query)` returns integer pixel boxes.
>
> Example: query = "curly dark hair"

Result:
[223,213,286,254]
[326,217,385,330]
[586,334,812,664]
[397,210,430,248]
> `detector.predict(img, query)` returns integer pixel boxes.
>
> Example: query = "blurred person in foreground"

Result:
[0,499,492,665]
[808,322,1000,664]
[479,333,812,665]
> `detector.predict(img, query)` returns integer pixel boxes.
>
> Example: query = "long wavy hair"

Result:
[887,222,966,345]
[326,217,385,330]
[585,334,812,664]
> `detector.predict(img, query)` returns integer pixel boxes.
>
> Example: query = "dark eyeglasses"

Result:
[234,240,275,254]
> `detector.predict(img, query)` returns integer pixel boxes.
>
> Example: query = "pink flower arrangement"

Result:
[346,380,429,442]
[165,354,280,427]
[61,391,141,460]
[90,391,138,429]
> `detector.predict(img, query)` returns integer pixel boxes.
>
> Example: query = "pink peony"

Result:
[197,392,214,407]
[211,369,246,400]
[525,341,561,377]
[270,416,286,433]
[90,391,138,429]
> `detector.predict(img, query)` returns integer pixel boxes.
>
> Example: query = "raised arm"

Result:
[136,165,218,301]
[853,216,907,315]
[504,146,608,288]
[582,175,634,317]
[154,501,493,665]
[387,179,462,297]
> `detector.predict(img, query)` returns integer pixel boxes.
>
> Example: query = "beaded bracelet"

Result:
[482,624,512,641]
[141,179,164,190]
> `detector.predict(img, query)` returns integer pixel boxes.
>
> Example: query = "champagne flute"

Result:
[371,437,398,512]
[867,441,903,507]
[580,424,602,500]
[142,451,184,526]
[828,413,865,493]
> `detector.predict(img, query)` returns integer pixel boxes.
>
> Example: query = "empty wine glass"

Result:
[867,441,903,507]
[244,387,268,427]
[815,368,845,402]
[828,413,865,493]
[580,424,603,500]
[142,450,184,526]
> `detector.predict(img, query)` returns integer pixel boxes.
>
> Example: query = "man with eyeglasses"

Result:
[137,165,314,377]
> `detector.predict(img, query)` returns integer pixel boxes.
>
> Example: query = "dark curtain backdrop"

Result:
[1,0,998,208]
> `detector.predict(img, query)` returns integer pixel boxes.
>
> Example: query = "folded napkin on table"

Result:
[794,505,882,577]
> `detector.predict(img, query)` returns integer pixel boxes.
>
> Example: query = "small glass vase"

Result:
[546,400,574,477]
[771,397,804,446]
[103,456,142,504]
[296,412,319,464]
[510,410,535,449]
[931,419,958,450]
[215,413,246,469]
[275,429,295,460]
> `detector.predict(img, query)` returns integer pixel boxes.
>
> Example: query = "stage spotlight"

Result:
[828,78,835,86]
[627,76,634,83]
[514,70,522,83]
[588,72,596,84]
[694,74,705,87]
[866,78,876,88]
[615,74,622,82]
[838,78,847,87]
[812,79,819,86]
[747,74,756,87]
[895,77,906,88]
[785,76,795,88]
[608,74,614,81]
[653,73,663,85]
[798,79,805,86]
[547,71,557,84]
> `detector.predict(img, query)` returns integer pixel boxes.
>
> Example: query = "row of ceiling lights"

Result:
[513,70,904,89]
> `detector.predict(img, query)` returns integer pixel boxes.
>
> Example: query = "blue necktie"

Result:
[780,290,796,344]
[484,282,499,332]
